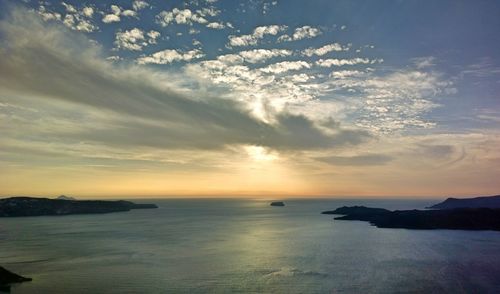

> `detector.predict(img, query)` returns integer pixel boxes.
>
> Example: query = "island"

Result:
[56,195,76,201]
[270,201,285,207]
[0,197,158,217]
[428,194,500,209]
[0,266,32,292]
[322,205,500,230]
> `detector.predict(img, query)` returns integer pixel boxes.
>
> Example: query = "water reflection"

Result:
[1,199,500,293]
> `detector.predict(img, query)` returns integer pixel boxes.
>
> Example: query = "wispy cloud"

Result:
[316,154,393,166]
[412,56,436,69]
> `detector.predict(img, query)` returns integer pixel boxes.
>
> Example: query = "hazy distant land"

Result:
[0,197,157,217]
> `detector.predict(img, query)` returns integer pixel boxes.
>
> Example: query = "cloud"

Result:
[61,2,77,13]
[110,5,121,15]
[262,1,278,15]
[106,55,122,62]
[37,4,97,32]
[238,49,292,63]
[278,25,321,42]
[197,7,220,17]
[102,4,140,23]
[260,61,311,74]
[147,30,160,44]
[102,14,120,23]
[329,70,366,79]
[216,54,244,65]
[82,7,94,18]
[417,144,454,159]
[476,110,500,124]
[460,57,500,78]
[38,6,62,21]
[132,0,149,11]
[137,49,205,64]
[0,7,370,152]
[228,25,287,47]
[302,43,349,57]
[187,30,449,135]
[102,5,122,23]
[156,8,208,26]
[186,55,328,122]
[316,154,393,166]
[326,69,455,133]
[115,28,160,51]
[122,10,138,18]
[317,58,382,67]
[206,22,225,29]
[192,39,202,46]
[412,56,436,69]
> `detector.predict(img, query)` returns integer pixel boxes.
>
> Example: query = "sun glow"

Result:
[244,145,279,162]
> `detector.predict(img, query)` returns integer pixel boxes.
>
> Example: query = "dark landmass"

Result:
[0,266,31,292]
[322,206,500,230]
[270,201,285,207]
[429,195,500,209]
[0,197,158,217]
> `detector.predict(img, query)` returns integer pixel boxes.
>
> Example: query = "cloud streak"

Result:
[316,154,393,166]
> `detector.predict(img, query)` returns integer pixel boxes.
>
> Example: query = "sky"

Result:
[0,0,499,198]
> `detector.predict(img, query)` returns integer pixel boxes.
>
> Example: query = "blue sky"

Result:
[0,0,499,197]
[22,0,500,130]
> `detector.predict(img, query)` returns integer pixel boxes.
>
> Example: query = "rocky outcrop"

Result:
[0,197,158,217]
[0,266,32,291]
[270,201,285,207]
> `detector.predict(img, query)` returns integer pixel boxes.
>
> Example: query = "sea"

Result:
[2,198,500,293]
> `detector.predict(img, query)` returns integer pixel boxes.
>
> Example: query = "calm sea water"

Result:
[2,198,500,293]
